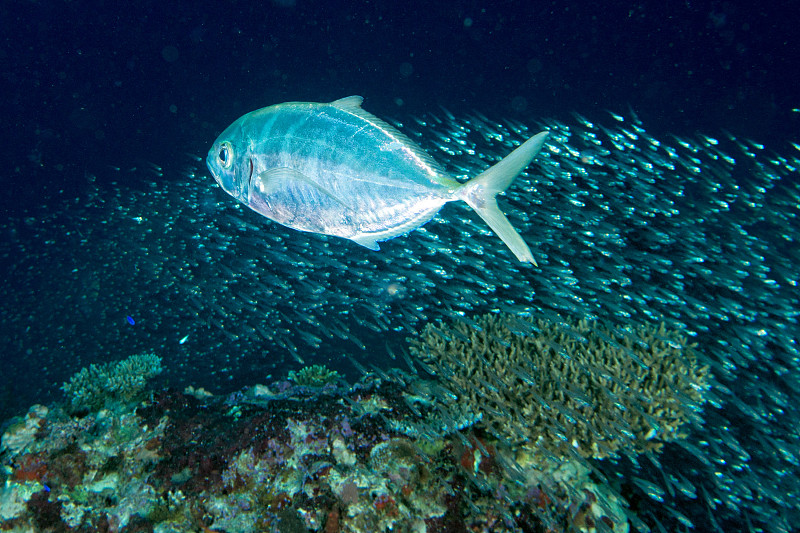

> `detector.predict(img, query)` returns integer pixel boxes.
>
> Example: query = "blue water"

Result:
[1,1,799,531]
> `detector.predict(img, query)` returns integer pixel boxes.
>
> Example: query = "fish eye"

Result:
[218,141,233,169]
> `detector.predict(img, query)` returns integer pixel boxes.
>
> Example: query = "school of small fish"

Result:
[1,107,798,531]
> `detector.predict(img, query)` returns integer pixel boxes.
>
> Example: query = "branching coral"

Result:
[409,313,710,459]
[61,353,163,412]
[287,364,341,388]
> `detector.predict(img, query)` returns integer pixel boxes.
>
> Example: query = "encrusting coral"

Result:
[60,353,163,412]
[2,359,636,532]
[408,313,710,459]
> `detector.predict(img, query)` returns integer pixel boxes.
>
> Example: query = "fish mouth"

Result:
[205,151,218,180]
[206,151,231,191]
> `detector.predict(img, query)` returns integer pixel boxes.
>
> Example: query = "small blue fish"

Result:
[207,96,548,264]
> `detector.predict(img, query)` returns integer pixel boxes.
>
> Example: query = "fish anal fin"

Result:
[350,235,380,251]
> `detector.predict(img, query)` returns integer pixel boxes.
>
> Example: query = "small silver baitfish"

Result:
[207,96,548,264]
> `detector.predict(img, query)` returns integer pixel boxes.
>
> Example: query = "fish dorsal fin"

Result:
[331,95,364,110]
[330,96,447,177]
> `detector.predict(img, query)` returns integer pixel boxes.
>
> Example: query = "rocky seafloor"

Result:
[1,368,634,533]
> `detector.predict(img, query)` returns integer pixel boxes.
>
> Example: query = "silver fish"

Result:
[207,96,548,264]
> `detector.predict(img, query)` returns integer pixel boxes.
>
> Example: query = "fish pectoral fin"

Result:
[253,167,352,209]
[350,235,380,251]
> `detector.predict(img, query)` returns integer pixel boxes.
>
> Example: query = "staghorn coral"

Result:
[61,353,163,413]
[409,313,710,459]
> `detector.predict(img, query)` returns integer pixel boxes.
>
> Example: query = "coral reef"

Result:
[409,313,710,459]
[0,316,711,532]
[288,365,342,388]
[0,404,49,456]
[60,353,163,413]
[1,370,631,532]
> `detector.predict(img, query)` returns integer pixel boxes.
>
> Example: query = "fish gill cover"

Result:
[1,108,799,531]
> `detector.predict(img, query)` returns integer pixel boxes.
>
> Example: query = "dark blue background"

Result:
[1,0,798,214]
[1,0,798,421]
[1,4,798,530]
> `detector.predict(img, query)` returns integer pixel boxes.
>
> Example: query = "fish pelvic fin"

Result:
[458,131,548,265]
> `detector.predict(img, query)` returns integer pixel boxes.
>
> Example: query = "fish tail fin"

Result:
[458,131,548,265]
